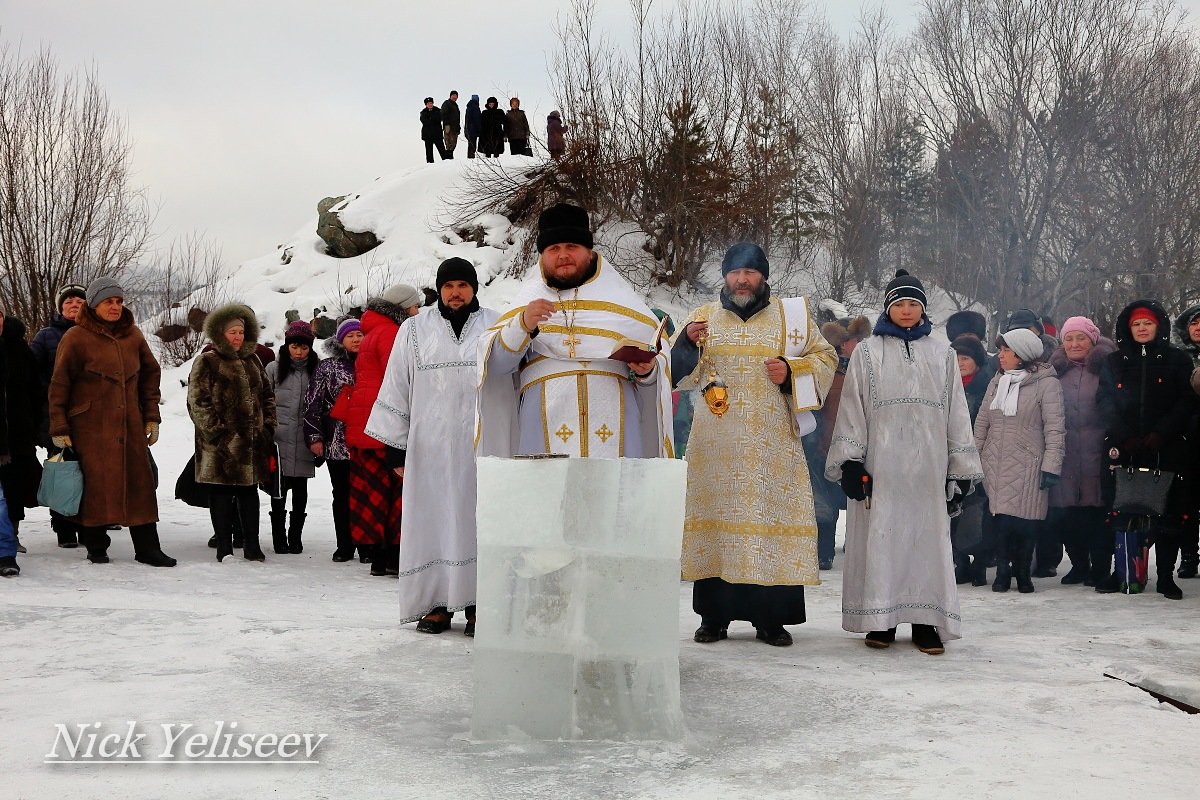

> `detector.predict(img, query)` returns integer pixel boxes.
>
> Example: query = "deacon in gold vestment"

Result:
[671,243,836,647]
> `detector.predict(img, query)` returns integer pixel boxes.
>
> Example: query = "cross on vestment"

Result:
[729,466,751,492]
[731,360,755,381]
[562,334,581,357]
[555,424,575,442]
[732,329,755,346]
[732,392,752,416]
[595,424,614,443]
[789,327,804,347]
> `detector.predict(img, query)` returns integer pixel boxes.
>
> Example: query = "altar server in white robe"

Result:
[825,269,984,655]
[475,203,673,459]
[366,258,498,636]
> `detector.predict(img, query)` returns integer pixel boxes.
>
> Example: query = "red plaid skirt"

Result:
[349,447,401,546]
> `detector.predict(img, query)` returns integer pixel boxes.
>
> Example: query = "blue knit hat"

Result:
[721,243,769,279]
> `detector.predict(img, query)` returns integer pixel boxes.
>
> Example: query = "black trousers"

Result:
[270,476,309,517]
[693,577,806,627]
[424,138,447,162]
[1050,506,1110,580]
[466,137,478,158]
[509,138,528,156]
[327,460,352,553]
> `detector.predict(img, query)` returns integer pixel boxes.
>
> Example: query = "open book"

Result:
[608,314,671,365]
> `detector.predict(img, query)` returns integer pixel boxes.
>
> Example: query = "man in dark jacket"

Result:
[464,94,482,159]
[421,97,447,163]
[479,97,506,158]
[441,91,461,159]
[1098,299,1196,598]
[505,97,531,156]
[30,284,87,547]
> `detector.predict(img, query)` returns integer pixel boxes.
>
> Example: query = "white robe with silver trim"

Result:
[366,307,498,623]
[825,333,984,640]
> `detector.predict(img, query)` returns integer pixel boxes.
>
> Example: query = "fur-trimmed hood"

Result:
[363,297,410,326]
[1113,299,1170,354]
[820,316,871,349]
[204,303,260,358]
[1173,304,1200,356]
[1050,336,1116,376]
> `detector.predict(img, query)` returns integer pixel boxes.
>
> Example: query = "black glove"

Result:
[1039,471,1060,490]
[946,479,972,517]
[840,461,872,501]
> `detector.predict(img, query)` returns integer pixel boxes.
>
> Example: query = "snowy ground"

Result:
[4,408,1199,800]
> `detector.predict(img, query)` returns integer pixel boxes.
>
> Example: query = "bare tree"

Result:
[0,45,152,329]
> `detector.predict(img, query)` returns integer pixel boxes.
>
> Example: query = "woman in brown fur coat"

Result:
[188,303,277,562]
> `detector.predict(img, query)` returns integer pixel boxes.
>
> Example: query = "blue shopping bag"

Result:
[36,448,83,517]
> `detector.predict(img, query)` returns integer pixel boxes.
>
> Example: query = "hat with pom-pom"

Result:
[883,269,926,311]
[284,320,315,346]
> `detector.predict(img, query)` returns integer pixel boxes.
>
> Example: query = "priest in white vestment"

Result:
[475,203,673,459]
[825,270,984,655]
[366,258,498,636]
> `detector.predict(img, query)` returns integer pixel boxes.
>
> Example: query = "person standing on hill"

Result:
[464,94,482,159]
[546,111,567,160]
[479,97,506,158]
[421,97,448,163]
[505,97,531,156]
[441,91,461,159]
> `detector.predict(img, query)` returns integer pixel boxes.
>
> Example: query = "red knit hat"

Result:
[1129,307,1158,327]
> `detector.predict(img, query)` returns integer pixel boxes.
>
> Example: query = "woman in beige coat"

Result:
[975,328,1065,593]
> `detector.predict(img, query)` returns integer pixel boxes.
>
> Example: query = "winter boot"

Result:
[971,555,989,587]
[1060,544,1090,585]
[1179,557,1199,580]
[864,628,897,649]
[83,528,112,564]
[754,624,793,647]
[369,545,389,577]
[912,624,945,655]
[953,548,972,585]
[992,562,1012,592]
[269,509,288,554]
[1156,540,1183,600]
[287,513,306,554]
[131,525,177,567]
[415,607,453,634]
[385,544,400,575]
[358,547,371,563]
[238,495,265,562]
[331,520,354,562]
[0,556,19,577]
[51,513,79,548]
[210,500,236,562]
[1015,530,1036,593]
[464,606,476,638]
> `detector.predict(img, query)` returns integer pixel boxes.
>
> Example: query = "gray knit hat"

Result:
[999,328,1044,363]
[380,283,422,309]
[86,277,125,308]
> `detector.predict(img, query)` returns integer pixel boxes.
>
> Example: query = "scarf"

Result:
[872,313,933,342]
[990,369,1027,417]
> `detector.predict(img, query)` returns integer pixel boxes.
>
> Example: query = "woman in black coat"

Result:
[479,96,506,158]
[1097,299,1196,598]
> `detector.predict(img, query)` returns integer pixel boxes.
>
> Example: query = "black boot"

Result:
[1060,544,1090,585]
[0,555,20,576]
[1179,556,1198,580]
[83,528,112,564]
[1156,540,1183,600]
[269,509,288,554]
[238,493,265,562]
[385,544,400,575]
[991,522,1010,592]
[912,624,945,655]
[953,548,972,585]
[694,618,728,643]
[1015,529,1036,593]
[52,513,79,548]
[971,554,989,586]
[331,520,354,561]
[131,525,177,567]
[287,512,306,554]
[992,562,1012,592]
[210,499,236,562]
[754,625,793,647]
[369,545,389,576]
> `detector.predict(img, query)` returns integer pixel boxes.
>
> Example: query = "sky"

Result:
[2,0,1196,269]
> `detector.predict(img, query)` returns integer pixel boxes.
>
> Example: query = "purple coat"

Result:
[303,344,356,462]
[1048,338,1116,508]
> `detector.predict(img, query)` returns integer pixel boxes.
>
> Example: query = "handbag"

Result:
[1111,464,1174,517]
[259,442,283,499]
[174,454,210,508]
[37,447,84,517]
[329,385,353,423]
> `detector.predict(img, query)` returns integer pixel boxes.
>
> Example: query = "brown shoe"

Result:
[415,608,452,634]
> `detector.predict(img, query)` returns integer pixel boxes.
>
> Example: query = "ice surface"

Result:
[472,457,687,741]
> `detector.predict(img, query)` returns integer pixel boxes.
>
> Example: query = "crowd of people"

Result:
[420,91,567,162]
[1,202,1197,657]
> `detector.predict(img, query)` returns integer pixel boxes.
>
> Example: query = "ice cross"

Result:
[555,424,575,442]
[594,424,614,443]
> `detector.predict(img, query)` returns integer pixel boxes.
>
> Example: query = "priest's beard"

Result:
[545,254,598,290]
[725,281,769,308]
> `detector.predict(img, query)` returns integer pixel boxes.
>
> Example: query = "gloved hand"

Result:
[51,435,72,449]
[1039,471,1060,490]
[840,461,872,502]
[955,479,973,499]
[946,479,972,517]
[145,422,160,446]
